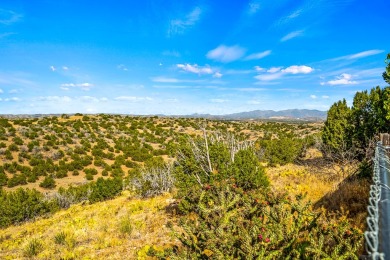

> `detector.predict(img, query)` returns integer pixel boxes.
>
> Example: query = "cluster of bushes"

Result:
[0,176,123,228]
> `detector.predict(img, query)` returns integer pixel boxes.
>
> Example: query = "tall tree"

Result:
[322,99,351,152]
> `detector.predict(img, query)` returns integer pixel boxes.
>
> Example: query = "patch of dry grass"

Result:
[0,191,177,259]
[266,148,370,229]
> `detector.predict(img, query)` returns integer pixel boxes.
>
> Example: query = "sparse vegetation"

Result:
[0,105,371,258]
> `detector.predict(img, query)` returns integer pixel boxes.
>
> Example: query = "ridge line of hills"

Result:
[0,109,327,121]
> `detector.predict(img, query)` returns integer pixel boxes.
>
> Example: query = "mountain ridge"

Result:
[0,109,327,121]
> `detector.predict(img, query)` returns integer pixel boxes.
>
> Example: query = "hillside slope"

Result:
[0,191,176,259]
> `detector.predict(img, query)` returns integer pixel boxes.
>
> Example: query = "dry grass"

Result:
[266,148,370,229]
[0,191,178,259]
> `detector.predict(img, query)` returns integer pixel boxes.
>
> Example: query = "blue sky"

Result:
[0,0,389,115]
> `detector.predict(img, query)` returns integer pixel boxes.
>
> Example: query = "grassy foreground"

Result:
[0,191,177,259]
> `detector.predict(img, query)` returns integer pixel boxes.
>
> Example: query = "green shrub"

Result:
[168,184,362,259]
[88,177,123,203]
[0,188,58,227]
[86,173,94,180]
[259,137,303,166]
[39,176,56,189]
[23,238,44,257]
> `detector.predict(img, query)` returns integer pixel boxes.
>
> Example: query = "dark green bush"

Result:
[39,176,56,189]
[89,177,123,203]
[0,188,58,228]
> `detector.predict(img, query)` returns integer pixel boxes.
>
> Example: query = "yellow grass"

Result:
[0,191,177,259]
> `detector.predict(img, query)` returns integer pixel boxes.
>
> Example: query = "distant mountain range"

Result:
[182,109,327,121]
[1,109,327,121]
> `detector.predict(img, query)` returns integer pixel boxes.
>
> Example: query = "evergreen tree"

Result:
[322,99,351,152]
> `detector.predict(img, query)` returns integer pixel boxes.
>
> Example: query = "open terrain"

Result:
[0,114,368,258]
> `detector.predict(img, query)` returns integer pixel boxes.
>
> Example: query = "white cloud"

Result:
[60,87,69,91]
[206,45,246,63]
[255,65,314,81]
[0,88,3,93]
[247,100,261,104]
[177,64,213,74]
[213,72,223,78]
[235,87,267,91]
[153,85,191,89]
[267,67,282,73]
[248,1,261,15]
[62,66,69,71]
[225,69,253,75]
[117,64,128,71]
[50,66,56,71]
[166,98,179,103]
[37,96,72,102]
[114,96,153,102]
[330,49,385,61]
[322,95,329,99]
[255,73,284,81]
[100,97,108,102]
[310,95,317,99]
[254,66,265,72]
[282,65,313,74]
[61,83,93,91]
[79,96,99,102]
[168,6,203,36]
[151,77,180,83]
[210,99,228,103]
[244,50,271,61]
[0,9,23,25]
[322,73,358,85]
[280,30,304,42]
[4,97,21,102]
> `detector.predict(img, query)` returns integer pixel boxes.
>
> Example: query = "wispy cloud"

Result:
[61,83,93,91]
[255,65,314,81]
[310,95,317,99]
[330,49,385,61]
[151,77,180,83]
[267,67,282,73]
[1,97,21,102]
[0,32,16,39]
[210,98,228,103]
[177,64,213,75]
[213,72,223,78]
[117,64,128,71]
[0,9,23,25]
[168,6,203,36]
[0,88,3,93]
[114,96,153,102]
[321,73,358,85]
[37,96,72,102]
[247,0,261,15]
[244,50,271,61]
[50,66,56,71]
[280,30,304,42]
[206,45,246,63]
[255,73,284,81]
[153,85,192,89]
[282,65,313,74]
[276,9,303,26]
